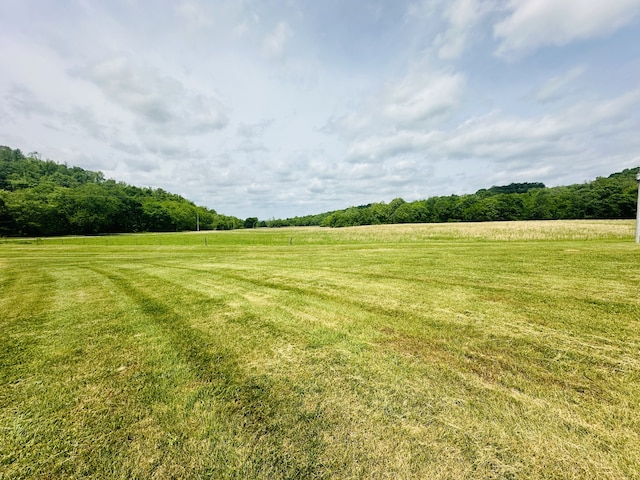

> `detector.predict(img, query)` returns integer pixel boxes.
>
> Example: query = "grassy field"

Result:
[1,220,639,479]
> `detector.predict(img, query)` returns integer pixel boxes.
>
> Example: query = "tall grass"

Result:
[1,221,639,478]
[2,219,635,246]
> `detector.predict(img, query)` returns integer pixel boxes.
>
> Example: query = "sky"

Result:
[1,0,639,220]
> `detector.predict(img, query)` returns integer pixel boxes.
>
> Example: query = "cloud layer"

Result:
[494,0,640,58]
[0,0,638,219]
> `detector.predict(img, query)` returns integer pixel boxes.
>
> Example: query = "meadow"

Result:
[1,220,639,479]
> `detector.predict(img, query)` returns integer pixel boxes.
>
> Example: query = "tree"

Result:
[0,194,16,235]
[392,202,419,223]
[244,217,258,229]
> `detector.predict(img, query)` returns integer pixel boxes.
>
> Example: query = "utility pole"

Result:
[636,171,640,244]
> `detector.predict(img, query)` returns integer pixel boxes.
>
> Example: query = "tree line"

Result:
[2,145,638,236]
[0,146,242,236]
[268,169,639,228]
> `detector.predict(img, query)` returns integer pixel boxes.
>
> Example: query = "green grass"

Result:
[1,221,639,478]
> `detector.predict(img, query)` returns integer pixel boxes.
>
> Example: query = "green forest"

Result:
[1,145,638,236]
[271,169,640,228]
[0,146,242,236]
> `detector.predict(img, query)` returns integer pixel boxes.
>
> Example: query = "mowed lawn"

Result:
[1,221,639,479]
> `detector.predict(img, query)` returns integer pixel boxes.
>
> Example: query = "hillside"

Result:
[0,146,242,236]
[1,146,638,235]
[270,168,639,228]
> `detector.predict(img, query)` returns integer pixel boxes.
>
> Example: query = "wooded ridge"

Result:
[1,145,638,235]
[270,168,639,228]
[0,146,242,236]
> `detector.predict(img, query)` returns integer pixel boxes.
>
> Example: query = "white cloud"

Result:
[347,130,439,162]
[406,0,439,19]
[346,88,640,166]
[138,133,191,159]
[565,88,640,132]
[81,57,229,136]
[175,1,214,30]
[534,65,586,103]
[435,0,485,59]
[438,112,574,160]
[381,69,466,128]
[494,0,640,58]
[235,141,269,154]
[1,0,638,219]
[237,119,274,138]
[63,106,110,142]
[336,86,640,203]
[233,21,249,38]
[262,21,293,60]
[5,85,54,118]
[325,67,466,140]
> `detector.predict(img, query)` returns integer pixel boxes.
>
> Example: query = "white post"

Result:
[636,172,640,244]
[196,213,200,232]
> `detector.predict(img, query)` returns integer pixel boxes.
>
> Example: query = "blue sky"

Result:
[1,0,639,219]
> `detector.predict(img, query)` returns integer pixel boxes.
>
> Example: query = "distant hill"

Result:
[268,168,640,228]
[2,145,638,235]
[0,146,242,236]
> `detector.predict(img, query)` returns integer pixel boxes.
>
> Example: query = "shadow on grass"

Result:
[89,266,334,478]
